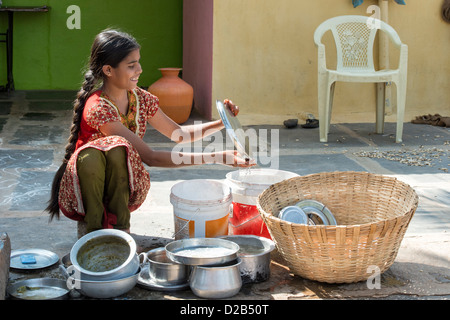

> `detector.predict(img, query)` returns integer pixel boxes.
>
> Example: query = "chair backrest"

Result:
[314,15,401,73]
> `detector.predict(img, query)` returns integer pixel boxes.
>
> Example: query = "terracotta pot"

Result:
[148,68,194,124]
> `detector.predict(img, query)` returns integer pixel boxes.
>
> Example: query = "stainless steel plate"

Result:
[165,238,240,266]
[10,249,59,270]
[7,278,69,300]
[216,100,252,159]
[278,206,309,224]
[295,199,337,225]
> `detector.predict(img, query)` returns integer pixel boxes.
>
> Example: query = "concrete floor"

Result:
[1,90,449,301]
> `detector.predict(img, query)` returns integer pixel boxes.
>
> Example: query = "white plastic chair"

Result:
[314,15,408,143]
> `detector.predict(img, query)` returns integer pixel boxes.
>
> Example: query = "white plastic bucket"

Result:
[225,169,299,238]
[226,169,299,205]
[170,179,232,240]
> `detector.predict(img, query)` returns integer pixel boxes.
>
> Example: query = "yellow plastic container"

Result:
[170,180,232,240]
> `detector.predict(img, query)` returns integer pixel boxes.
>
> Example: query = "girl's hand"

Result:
[221,150,256,168]
[224,99,239,117]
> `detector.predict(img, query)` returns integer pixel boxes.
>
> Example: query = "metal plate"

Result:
[137,264,189,292]
[7,278,69,300]
[279,206,309,224]
[295,200,337,225]
[10,249,59,270]
[165,238,239,266]
[216,100,252,159]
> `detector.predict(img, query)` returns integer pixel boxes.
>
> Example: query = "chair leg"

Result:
[318,76,333,143]
[376,82,386,134]
[327,82,336,136]
[395,81,406,143]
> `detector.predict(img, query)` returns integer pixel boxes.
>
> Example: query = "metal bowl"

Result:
[59,261,139,299]
[70,229,139,281]
[190,258,242,299]
[72,269,140,299]
[221,235,275,283]
[165,238,239,266]
[137,264,190,292]
[140,247,189,285]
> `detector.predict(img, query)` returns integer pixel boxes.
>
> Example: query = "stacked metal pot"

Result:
[139,235,275,299]
[62,229,275,299]
[61,229,141,299]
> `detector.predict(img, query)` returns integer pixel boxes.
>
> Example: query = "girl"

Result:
[46,29,251,233]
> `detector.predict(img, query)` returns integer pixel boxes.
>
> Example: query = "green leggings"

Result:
[76,146,130,232]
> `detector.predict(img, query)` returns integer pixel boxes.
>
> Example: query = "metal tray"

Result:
[7,278,69,300]
[216,100,252,159]
[165,238,240,266]
[10,248,59,270]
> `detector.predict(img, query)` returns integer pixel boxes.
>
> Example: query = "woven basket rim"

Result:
[258,202,417,230]
[256,171,419,230]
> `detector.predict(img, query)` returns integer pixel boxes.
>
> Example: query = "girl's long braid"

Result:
[65,71,98,162]
[46,70,99,220]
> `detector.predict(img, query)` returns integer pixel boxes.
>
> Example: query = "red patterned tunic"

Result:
[59,87,159,223]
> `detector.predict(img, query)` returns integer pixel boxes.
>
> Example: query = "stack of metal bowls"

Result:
[64,229,140,298]
[139,236,277,298]
[221,235,275,284]
[165,238,242,299]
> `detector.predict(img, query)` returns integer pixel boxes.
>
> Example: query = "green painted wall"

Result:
[0,0,183,90]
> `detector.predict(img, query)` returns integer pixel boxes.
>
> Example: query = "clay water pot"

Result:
[148,68,194,124]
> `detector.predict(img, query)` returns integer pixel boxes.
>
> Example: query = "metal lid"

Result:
[279,206,308,224]
[216,100,252,159]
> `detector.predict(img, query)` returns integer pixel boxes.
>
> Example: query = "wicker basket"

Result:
[257,171,418,283]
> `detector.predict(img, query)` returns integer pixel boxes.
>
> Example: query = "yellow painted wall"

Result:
[211,0,450,125]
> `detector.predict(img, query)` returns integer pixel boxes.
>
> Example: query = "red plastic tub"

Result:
[226,169,298,239]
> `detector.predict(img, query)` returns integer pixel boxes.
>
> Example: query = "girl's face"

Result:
[104,49,142,91]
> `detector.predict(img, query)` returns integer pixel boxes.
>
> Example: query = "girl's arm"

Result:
[99,121,251,168]
[147,109,224,144]
[147,99,239,144]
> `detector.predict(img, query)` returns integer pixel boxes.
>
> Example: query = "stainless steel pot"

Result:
[140,247,189,285]
[221,235,275,283]
[189,258,242,299]
[60,264,139,299]
[75,270,139,299]
[70,229,139,281]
